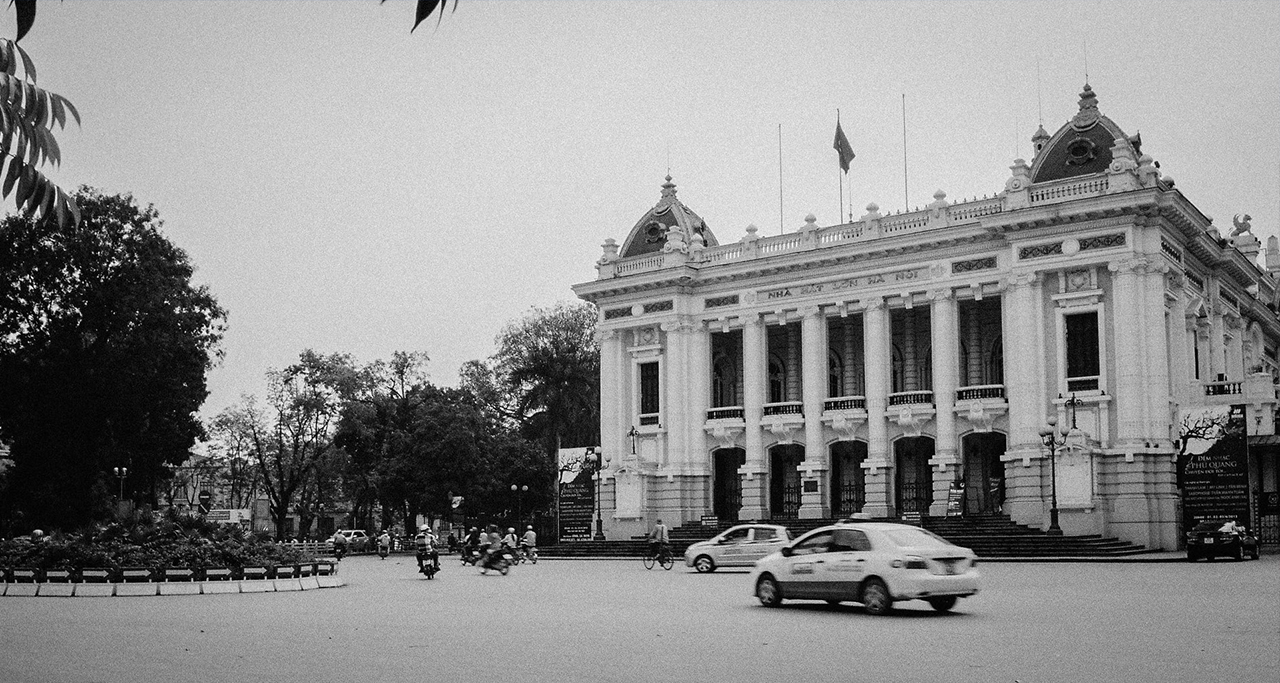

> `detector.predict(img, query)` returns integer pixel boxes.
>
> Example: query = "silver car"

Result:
[683,524,792,572]
[749,521,980,614]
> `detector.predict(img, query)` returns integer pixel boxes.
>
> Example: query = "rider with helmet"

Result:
[414,525,440,573]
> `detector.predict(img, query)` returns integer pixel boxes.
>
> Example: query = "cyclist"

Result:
[648,518,670,561]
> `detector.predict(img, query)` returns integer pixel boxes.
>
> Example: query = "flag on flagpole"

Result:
[833,118,855,173]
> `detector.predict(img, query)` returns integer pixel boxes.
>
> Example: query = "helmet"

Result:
[508,528,515,534]
[527,525,533,530]
[418,524,429,532]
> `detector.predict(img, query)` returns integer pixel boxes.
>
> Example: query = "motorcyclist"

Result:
[377,530,391,559]
[520,525,538,560]
[501,527,518,550]
[480,524,504,572]
[414,525,440,573]
[462,526,482,564]
[331,531,348,561]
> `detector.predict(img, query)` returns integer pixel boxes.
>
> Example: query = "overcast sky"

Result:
[14,0,1280,420]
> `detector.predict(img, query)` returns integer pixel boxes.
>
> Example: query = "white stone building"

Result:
[573,86,1280,550]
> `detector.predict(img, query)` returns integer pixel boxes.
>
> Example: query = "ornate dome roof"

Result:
[619,176,718,258]
[1030,85,1141,184]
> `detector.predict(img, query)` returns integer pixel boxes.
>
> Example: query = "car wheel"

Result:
[755,575,783,607]
[1233,545,1243,562]
[694,556,716,573]
[1251,547,1260,560]
[1186,552,1197,562]
[928,596,958,613]
[861,579,893,616]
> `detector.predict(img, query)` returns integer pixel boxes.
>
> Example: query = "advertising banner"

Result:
[1177,404,1251,528]
[557,447,597,541]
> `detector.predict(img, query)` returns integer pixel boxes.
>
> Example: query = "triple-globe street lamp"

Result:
[1038,416,1069,535]
[510,483,528,526]
[112,466,129,504]
[586,447,611,541]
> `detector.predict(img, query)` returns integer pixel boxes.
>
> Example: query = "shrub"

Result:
[0,509,314,571]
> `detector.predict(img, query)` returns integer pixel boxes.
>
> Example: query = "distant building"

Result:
[574,85,1280,549]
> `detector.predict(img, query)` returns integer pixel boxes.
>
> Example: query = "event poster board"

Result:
[945,481,965,517]
[557,447,596,541]
[1177,404,1251,529]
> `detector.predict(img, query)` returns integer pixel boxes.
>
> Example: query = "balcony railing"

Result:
[1066,376,1100,393]
[762,401,804,417]
[956,384,1005,401]
[823,396,867,411]
[1204,381,1243,397]
[638,413,661,426]
[888,391,934,407]
[706,407,744,421]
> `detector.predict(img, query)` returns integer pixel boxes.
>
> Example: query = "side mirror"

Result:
[780,547,794,558]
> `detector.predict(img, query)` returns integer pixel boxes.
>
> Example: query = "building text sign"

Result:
[759,267,931,302]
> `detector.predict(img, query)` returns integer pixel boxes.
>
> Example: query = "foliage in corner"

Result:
[0,35,79,226]
[381,0,457,33]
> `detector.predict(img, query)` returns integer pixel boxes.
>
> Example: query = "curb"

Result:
[0,577,346,597]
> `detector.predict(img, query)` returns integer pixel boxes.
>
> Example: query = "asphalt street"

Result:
[2,554,1276,683]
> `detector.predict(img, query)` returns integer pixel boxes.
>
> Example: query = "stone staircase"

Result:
[540,513,1148,559]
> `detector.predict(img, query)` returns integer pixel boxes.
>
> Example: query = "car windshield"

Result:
[880,527,951,548]
[1192,522,1231,532]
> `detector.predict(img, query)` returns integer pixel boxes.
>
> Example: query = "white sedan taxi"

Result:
[683,523,792,572]
[749,521,979,614]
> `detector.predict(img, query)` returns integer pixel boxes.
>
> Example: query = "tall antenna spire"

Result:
[1084,37,1089,84]
[1037,57,1044,125]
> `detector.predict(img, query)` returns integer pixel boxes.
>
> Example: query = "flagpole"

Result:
[837,110,843,225]
[902,93,909,211]
[778,124,784,235]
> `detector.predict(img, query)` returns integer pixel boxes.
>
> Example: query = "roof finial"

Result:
[660,174,677,201]
[1072,84,1100,130]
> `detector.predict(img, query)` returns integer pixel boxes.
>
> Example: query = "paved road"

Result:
[2,554,1277,683]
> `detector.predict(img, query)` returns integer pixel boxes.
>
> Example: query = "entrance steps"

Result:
[541,512,1148,559]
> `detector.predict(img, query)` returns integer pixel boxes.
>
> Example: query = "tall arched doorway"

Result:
[830,441,867,518]
[894,436,934,515]
[769,444,803,519]
[712,448,745,522]
[962,432,1006,514]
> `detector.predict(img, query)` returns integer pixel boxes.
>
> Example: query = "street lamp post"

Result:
[510,484,528,526]
[627,426,639,456]
[1038,416,1068,535]
[112,466,129,503]
[588,447,611,541]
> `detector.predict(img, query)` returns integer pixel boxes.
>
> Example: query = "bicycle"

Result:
[642,542,674,570]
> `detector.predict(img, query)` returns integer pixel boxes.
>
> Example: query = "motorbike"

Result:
[460,546,482,566]
[519,545,538,564]
[418,553,439,579]
[480,548,514,575]
[377,544,390,560]
[333,544,347,561]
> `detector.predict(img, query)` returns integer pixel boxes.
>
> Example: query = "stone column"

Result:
[661,320,688,471]
[689,321,712,474]
[929,288,959,516]
[1209,304,1226,381]
[739,312,768,520]
[1109,259,1146,448]
[800,306,828,518]
[1142,266,1171,445]
[599,329,625,466]
[861,297,892,517]
[1002,273,1047,527]
[1166,275,1193,412]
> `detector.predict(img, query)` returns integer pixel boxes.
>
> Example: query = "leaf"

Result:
[38,175,54,218]
[57,94,80,126]
[13,0,35,44]
[1,155,20,198]
[411,0,442,33]
[49,90,63,128]
[14,37,34,81]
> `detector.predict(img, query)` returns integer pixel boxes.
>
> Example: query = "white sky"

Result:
[13,0,1280,420]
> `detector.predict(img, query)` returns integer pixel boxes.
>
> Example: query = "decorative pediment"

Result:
[763,416,803,445]
[892,405,935,438]
[822,410,867,441]
[703,421,744,449]
[958,400,1008,433]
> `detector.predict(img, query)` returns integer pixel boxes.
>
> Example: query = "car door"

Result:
[716,526,752,565]
[818,528,871,601]
[744,526,782,563]
[777,530,834,600]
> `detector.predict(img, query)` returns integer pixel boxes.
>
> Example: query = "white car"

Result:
[683,524,793,573]
[749,521,979,615]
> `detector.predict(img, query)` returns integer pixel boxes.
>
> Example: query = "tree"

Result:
[225,350,358,540]
[0,187,226,530]
[205,407,263,510]
[490,301,600,457]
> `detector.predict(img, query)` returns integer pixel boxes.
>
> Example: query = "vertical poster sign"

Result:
[557,448,596,541]
[1177,404,1251,528]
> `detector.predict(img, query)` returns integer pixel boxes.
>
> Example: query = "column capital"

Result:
[861,295,886,311]
[928,287,954,302]
[801,305,824,319]
[1008,272,1042,288]
[1108,257,1148,275]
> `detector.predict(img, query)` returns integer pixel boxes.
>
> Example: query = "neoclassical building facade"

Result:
[573,86,1280,550]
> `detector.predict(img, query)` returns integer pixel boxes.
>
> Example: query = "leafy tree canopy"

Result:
[0,187,226,532]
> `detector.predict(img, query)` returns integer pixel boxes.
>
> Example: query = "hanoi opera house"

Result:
[572,86,1280,550]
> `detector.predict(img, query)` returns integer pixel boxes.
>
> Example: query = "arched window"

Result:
[890,345,904,393]
[712,353,738,407]
[987,335,1004,385]
[768,354,787,403]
